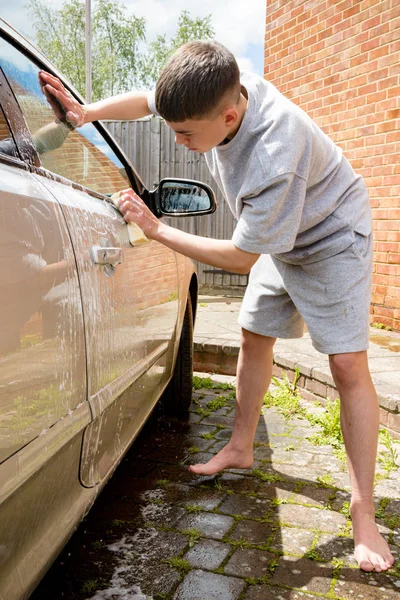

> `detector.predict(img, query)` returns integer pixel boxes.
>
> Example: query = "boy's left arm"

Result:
[118,190,260,275]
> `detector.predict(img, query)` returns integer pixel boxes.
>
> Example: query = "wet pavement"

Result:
[31,374,400,600]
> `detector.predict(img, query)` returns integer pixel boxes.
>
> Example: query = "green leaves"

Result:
[27,0,214,99]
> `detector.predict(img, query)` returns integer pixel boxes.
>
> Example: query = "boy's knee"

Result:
[241,328,276,351]
[329,351,369,387]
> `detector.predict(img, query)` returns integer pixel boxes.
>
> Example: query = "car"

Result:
[0,18,216,600]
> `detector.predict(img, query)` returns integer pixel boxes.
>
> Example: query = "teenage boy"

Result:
[39,41,394,573]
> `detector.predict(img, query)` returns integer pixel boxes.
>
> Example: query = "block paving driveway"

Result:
[32,379,400,600]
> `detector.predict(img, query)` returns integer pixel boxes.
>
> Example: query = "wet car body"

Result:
[0,19,215,600]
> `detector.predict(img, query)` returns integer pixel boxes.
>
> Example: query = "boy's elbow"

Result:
[235,264,252,275]
[233,250,259,275]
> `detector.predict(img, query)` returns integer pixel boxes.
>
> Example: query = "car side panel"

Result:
[0,163,87,463]
[0,163,91,600]
[35,176,180,485]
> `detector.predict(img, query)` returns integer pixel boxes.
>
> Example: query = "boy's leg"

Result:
[329,350,394,572]
[189,328,275,475]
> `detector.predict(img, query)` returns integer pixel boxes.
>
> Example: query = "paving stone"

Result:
[176,511,235,539]
[269,526,316,555]
[315,533,357,565]
[110,528,187,597]
[219,493,271,519]
[175,485,225,511]
[202,414,235,427]
[187,410,203,423]
[270,449,315,467]
[185,451,217,467]
[289,426,323,439]
[229,519,276,545]
[334,569,400,599]
[224,547,274,578]
[219,472,261,494]
[268,556,333,595]
[147,463,205,485]
[253,445,275,460]
[188,423,221,437]
[297,440,335,455]
[290,485,333,508]
[374,478,400,499]
[244,585,321,599]
[309,453,343,472]
[265,436,301,448]
[139,502,186,527]
[276,504,347,533]
[263,422,294,436]
[184,539,231,570]
[329,489,351,512]
[270,463,330,484]
[257,481,297,500]
[174,569,245,600]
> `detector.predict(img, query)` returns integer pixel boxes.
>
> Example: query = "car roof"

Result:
[0,17,85,105]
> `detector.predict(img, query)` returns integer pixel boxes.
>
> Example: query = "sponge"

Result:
[110,192,150,246]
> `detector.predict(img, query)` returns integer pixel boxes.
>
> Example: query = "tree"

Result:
[28,0,86,93]
[27,0,214,100]
[92,0,146,98]
[142,10,215,88]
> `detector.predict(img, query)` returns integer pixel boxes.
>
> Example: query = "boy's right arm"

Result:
[39,71,152,128]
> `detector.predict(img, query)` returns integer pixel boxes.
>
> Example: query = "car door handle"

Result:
[91,246,123,266]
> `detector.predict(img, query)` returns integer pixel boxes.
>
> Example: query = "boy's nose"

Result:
[175,133,187,146]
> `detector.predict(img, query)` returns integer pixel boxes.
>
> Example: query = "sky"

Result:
[0,0,266,76]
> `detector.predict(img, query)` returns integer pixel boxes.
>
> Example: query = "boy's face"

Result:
[167,108,239,154]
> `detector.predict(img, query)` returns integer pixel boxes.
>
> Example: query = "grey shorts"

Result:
[238,232,373,355]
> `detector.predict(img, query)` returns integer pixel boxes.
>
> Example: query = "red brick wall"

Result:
[265,0,400,330]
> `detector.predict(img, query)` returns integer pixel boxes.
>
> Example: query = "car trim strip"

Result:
[89,341,169,419]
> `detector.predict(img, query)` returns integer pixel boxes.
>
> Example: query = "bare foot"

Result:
[189,442,253,475]
[351,503,394,572]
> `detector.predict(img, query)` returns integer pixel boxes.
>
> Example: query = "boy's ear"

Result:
[223,106,239,128]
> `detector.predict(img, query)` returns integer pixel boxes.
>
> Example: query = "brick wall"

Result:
[265,0,400,330]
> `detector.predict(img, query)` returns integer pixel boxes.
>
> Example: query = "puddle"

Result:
[369,334,400,353]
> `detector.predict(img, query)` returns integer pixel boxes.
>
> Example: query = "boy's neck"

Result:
[226,91,248,140]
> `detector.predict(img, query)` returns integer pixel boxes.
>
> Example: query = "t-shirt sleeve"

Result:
[147,91,160,117]
[232,172,307,255]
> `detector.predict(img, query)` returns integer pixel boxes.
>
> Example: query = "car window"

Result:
[0,104,19,158]
[0,37,129,195]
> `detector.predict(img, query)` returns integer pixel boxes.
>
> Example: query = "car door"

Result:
[0,65,92,599]
[0,30,180,486]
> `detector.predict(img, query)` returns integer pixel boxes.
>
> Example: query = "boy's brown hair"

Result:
[155,41,241,122]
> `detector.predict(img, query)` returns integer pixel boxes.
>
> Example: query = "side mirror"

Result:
[153,178,217,217]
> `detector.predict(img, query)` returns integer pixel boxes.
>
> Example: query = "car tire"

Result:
[161,294,194,417]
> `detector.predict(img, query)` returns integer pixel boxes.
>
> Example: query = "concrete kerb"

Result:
[194,297,400,438]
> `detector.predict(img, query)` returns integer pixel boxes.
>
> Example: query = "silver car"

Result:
[0,18,215,600]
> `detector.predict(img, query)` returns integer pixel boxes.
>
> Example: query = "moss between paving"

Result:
[31,379,400,600]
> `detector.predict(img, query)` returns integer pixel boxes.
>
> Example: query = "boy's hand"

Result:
[39,71,86,128]
[119,189,160,239]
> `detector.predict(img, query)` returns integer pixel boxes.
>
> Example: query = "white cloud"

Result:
[237,56,256,73]
[1,0,266,74]
[125,0,265,63]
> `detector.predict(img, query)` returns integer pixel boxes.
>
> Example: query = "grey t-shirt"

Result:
[148,72,372,264]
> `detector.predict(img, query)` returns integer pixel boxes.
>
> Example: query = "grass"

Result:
[263,369,306,419]
[163,557,192,573]
[193,375,235,391]
[185,504,202,513]
[81,579,101,593]
[378,429,398,476]
[181,528,202,547]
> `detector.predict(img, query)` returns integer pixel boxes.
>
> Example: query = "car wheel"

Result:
[161,294,194,417]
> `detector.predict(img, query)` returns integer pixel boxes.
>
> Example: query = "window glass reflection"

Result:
[0,38,128,195]
[161,182,211,213]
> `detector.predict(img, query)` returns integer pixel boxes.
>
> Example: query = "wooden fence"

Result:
[105,117,248,291]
